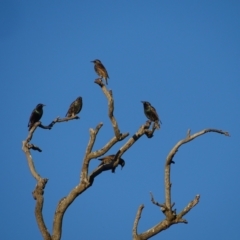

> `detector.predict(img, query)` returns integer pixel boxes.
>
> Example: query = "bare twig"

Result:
[150,192,165,208]
[177,195,200,219]
[27,143,42,152]
[26,116,79,142]
[133,205,144,240]
[48,115,79,128]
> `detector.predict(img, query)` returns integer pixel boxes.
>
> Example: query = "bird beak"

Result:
[141,101,145,103]
[91,61,94,63]
[43,104,46,107]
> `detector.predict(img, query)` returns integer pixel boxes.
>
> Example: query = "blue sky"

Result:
[1,1,239,239]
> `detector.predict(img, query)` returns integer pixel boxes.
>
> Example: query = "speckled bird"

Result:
[141,101,161,129]
[66,97,83,117]
[91,59,109,85]
[98,154,125,173]
[28,103,45,131]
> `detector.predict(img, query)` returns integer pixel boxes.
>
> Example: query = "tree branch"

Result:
[32,179,52,240]
[48,115,79,128]
[177,194,200,220]
[133,205,144,240]
[150,192,165,209]
[110,120,155,169]
[27,143,42,152]
[26,116,79,142]
[22,115,79,240]
[22,140,51,239]
[165,128,229,210]
[133,128,229,240]
[22,141,42,181]
[95,79,123,140]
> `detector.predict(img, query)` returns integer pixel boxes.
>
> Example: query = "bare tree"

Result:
[22,79,158,240]
[132,129,230,240]
[22,78,229,240]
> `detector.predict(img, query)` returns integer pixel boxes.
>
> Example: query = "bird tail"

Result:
[105,78,108,85]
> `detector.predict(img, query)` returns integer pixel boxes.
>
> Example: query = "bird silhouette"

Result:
[66,97,83,117]
[91,59,109,85]
[141,101,161,129]
[28,103,45,131]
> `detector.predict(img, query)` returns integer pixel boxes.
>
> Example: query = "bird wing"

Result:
[152,106,162,124]
[98,64,110,79]
[28,109,40,126]
[98,155,115,163]
[28,111,34,126]
[66,100,75,117]
[151,106,159,121]
[75,98,83,114]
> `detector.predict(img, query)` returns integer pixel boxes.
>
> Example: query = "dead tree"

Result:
[22,79,158,240]
[132,129,230,240]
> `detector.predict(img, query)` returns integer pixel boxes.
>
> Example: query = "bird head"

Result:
[76,97,82,101]
[91,59,101,64]
[141,101,151,108]
[36,103,45,109]
[119,159,125,169]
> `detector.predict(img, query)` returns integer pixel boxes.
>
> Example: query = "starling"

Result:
[98,154,125,173]
[28,103,45,131]
[91,59,109,85]
[66,97,83,117]
[141,101,162,129]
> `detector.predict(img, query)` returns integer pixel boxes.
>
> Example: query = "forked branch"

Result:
[89,120,156,181]
[22,115,79,240]
[26,115,79,142]
[52,90,160,239]
[133,128,229,240]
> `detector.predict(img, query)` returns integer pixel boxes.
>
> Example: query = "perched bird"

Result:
[66,97,83,117]
[28,103,45,131]
[91,59,109,85]
[98,154,125,173]
[141,101,162,129]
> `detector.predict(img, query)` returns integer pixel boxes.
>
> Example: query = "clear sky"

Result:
[1,1,239,239]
